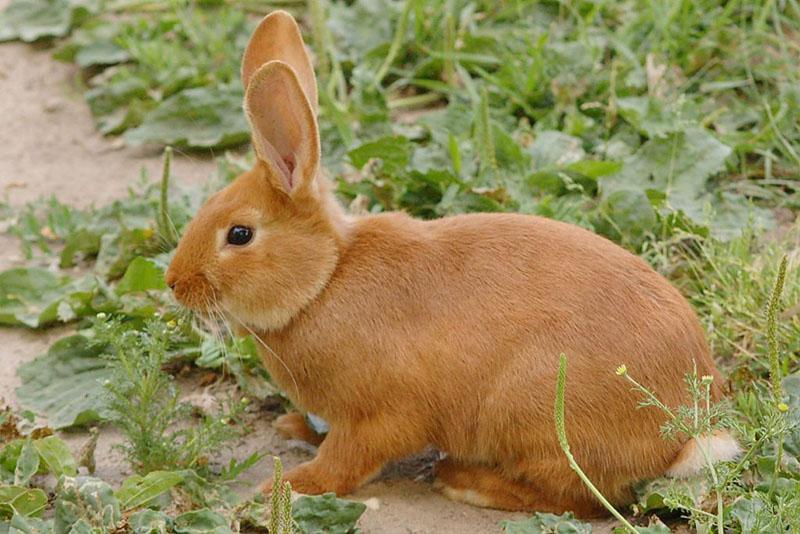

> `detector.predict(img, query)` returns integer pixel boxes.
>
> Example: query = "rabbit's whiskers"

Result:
[211,300,242,381]
[225,308,301,402]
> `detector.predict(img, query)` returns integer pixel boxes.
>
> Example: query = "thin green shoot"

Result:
[767,255,789,500]
[555,354,637,534]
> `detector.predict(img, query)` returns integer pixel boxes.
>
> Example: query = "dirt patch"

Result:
[0,37,615,533]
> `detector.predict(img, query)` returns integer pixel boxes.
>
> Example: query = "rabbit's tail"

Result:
[666,429,741,478]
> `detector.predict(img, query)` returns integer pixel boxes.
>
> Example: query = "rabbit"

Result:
[165,10,740,517]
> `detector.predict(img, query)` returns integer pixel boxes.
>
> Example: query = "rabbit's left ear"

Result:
[244,60,319,195]
[241,10,317,111]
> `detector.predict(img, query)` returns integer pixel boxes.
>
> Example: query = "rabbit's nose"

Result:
[164,270,178,291]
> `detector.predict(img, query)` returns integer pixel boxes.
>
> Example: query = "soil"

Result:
[0,23,616,533]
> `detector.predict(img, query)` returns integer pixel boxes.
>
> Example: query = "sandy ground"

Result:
[0,30,624,534]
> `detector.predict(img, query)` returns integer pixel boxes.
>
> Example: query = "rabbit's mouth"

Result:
[169,272,217,313]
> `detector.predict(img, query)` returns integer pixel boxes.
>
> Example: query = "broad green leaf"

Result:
[702,191,775,241]
[12,443,38,487]
[327,0,399,60]
[564,160,621,180]
[0,487,47,519]
[596,190,657,245]
[195,338,226,369]
[54,477,120,534]
[115,257,167,295]
[86,77,149,119]
[176,472,238,511]
[600,128,730,209]
[598,128,772,238]
[616,96,691,138]
[633,477,706,515]
[0,269,63,327]
[95,228,158,281]
[782,373,800,456]
[8,513,54,534]
[232,500,269,530]
[116,471,183,511]
[0,442,24,482]
[16,335,112,429]
[173,509,232,534]
[31,437,76,478]
[125,87,249,149]
[529,131,585,169]
[730,495,769,533]
[292,493,366,534]
[348,136,412,175]
[0,268,96,328]
[74,41,129,68]
[492,124,530,172]
[501,512,592,533]
[634,525,671,533]
[128,509,173,534]
[0,0,83,43]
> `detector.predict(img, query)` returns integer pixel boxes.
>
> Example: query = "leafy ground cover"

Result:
[1,0,799,532]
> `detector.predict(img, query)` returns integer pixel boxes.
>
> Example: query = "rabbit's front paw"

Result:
[272,412,324,446]
[282,464,330,495]
[261,462,342,496]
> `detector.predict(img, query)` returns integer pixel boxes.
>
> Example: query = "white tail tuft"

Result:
[666,430,741,478]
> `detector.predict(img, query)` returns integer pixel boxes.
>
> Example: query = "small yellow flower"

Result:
[166,320,177,329]
[701,375,714,385]
[615,365,627,376]
[778,403,789,413]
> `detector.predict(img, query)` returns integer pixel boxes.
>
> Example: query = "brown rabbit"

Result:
[165,11,739,517]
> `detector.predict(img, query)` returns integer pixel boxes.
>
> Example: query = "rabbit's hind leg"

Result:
[433,458,603,517]
[433,459,532,511]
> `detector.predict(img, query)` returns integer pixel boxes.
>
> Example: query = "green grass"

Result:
[1,0,799,532]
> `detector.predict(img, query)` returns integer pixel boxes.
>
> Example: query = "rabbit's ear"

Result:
[244,60,320,195]
[241,10,317,111]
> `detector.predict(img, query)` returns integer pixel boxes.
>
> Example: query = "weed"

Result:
[96,316,241,475]
[555,354,638,533]
[268,457,295,534]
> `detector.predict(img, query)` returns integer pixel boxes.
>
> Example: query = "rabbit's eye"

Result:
[227,225,253,246]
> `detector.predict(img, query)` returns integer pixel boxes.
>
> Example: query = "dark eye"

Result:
[227,225,253,246]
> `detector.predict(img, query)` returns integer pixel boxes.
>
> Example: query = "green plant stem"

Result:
[442,0,456,85]
[374,0,412,86]
[387,92,442,110]
[157,147,179,250]
[308,0,330,81]
[555,354,637,534]
[623,374,676,420]
[767,255,789,500]
[694,420,724,534]
[767,256,788,402]
[476,87,499,184]
[269,456,283,534]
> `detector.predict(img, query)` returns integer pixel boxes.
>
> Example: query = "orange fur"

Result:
[165,11,729,517]
[273,412,324,446]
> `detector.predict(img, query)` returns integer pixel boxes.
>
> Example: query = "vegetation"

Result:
[1,0,799,532]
